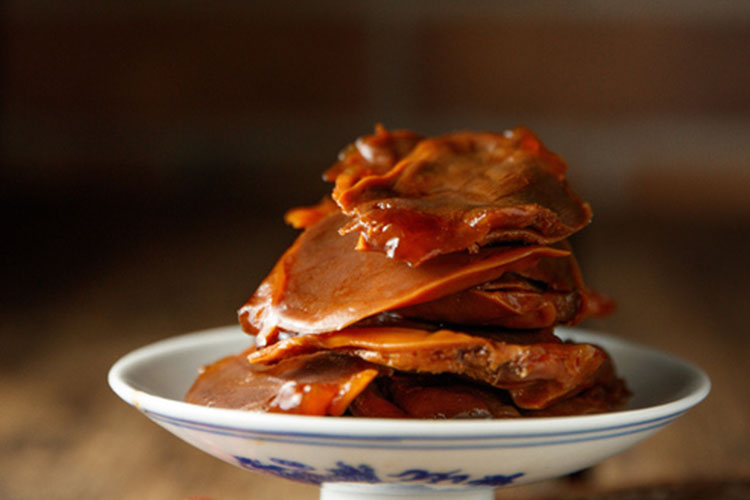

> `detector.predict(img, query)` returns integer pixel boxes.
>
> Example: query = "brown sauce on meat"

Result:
[187,126,628,418]
[330,127,591,266]
[185,350,383,416]
[239,212,568,346]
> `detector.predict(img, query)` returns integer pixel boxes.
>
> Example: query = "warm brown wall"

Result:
[3,1,750,303]
[4,3,750,208]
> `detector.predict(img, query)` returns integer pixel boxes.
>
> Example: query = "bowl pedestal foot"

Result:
[320,483,494,500]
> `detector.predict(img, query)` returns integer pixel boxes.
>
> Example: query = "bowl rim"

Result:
[108,325,710,440]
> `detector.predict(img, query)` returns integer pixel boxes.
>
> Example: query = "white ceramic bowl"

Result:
[108,326,709,500]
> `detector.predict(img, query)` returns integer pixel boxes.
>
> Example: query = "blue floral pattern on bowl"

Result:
[235,456,524,486]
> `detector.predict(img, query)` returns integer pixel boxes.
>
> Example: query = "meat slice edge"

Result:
[239,212,568,345]
[329,128,591,265]
[247,327,608,409]
[185,350,382,416]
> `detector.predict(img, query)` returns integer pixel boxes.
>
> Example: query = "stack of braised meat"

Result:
[186,126,630,418]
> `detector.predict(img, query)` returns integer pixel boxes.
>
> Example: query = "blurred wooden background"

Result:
[1,1,749,499]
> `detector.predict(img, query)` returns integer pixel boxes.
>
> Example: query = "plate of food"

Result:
[109,126,709,499]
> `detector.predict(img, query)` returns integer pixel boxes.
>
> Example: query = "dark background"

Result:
[2,2,749,499]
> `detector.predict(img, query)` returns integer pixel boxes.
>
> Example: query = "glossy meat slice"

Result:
[283,126,421,230]
[238,212,569,346]
[248,327,608,409]
[284,197,339,229]
[349,368,628,419]
[523,359,630,417]
[185,349,382,416]
[393,246,614,328]
[350,375,521,419]
[393,286,581,329]
[324,125,423,198]
[350,316,564,344]
[330,127,592,266]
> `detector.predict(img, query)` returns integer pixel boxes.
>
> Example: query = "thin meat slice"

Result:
[352,375,522,419]
[324,125,424,198]
[185,349,382,416]
[523,360,630,417]
[393,246,614,328]
[284,197,339,229]
[394,287,582,329]
[238,212,569,346]
[329,128,592,266]
[247,327,608,409]
[284,125,422,231]
[349,369,628,419]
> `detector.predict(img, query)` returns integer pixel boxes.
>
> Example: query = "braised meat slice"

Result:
[349,368,628,419]
[393,287,582,329]
[324,125,424,200]
[393,245,614,328]
[185,349,382,416]
[248,327,608,409]
[284,197,339,229]
[328,127,592,266]
[523,359,630,417]
[239,212,568,346]
[349,375,522,419]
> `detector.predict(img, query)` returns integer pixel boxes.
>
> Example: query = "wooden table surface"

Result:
[2,213,748,499]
